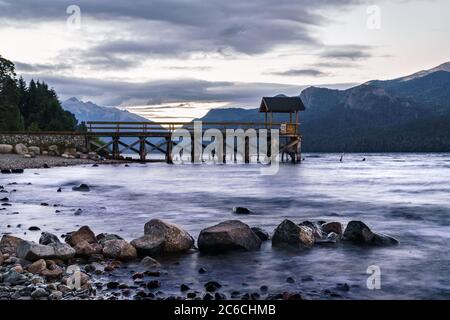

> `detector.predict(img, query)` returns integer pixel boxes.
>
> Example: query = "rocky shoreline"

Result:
[0,154,127,171]
[0,142,129,170]
[0,197,399,300]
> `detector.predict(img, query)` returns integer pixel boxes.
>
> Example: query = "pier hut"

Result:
[260,96,305,162]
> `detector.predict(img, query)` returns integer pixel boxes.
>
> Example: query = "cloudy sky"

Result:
[1,0,449,120]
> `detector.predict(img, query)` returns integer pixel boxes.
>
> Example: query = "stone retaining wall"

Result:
[0,133,87,151]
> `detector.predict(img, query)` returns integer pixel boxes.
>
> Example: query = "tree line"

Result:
[0,54,80,132]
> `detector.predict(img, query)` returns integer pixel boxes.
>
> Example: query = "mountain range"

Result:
[62,62,450,152]
[200,62,450,152]
[62,97,149,123]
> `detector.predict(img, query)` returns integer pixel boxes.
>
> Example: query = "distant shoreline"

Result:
[0,154,126,171]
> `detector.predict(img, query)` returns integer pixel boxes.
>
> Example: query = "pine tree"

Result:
[0,55,23,131]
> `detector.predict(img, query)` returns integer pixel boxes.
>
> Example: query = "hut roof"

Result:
[259,97,306,113]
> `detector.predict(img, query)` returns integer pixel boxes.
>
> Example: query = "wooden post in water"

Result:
[139,137,146,162]
[166,136,173,164]
[112,136,120,159]
[244,136,250,164]
[223,136,227,164]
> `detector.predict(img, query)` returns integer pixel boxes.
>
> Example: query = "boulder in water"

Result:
[198,220,262,253]
[131,219,193,256]
[72,184,90,192]
[272,219,315,248]
[251,227,270,241]
[343,221,399,246]
[233,207,252,215]
[321,222,343,237]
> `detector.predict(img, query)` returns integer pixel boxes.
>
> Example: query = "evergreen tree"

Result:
[0,55,23,131]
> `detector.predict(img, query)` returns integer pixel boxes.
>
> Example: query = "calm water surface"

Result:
[1,153,449,299]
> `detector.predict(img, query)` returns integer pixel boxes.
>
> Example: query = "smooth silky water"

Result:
[1,153,449,299]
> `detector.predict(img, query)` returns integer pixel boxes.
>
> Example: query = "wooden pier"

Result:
[85,121,302,164]
[86,97,305,164]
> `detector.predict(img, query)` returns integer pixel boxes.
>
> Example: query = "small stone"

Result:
[286,277,295,284]
[233,207,252,215]
[31,288,49,299]
[28,259,47,274]
[12,265,24,273]
[147,280,161,289]
[204,281,221,292]
[3,270,28,285]
[28,226,41,231]
[180,284,190,292]
[39,232,61,245]
[139,256,161,269]
[198,267,207,274]
[107,281,120,289]
[203,293,213,300]
[49,291,63,300]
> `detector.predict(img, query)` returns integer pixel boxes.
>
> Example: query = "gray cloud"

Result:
[320,45,372,61]
[0,0,368,68]
[22,73,354,107]
[14,61,73,73]
[268,68,328,77]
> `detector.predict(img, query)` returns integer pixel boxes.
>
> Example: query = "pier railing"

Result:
[86,121,300,136]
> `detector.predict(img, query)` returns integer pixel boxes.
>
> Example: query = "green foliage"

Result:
[0,54,78,132]
[0,55,23,131]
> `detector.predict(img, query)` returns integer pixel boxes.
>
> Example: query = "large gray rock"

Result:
[131,219,193,256]
[102,239,137,260]
[17,241,55,261]
[198,220,262,253]
[0,144,13,154]
[14,143,28,155]
[0,235,25,255]
[343,221,399,246]
[51,243,76,260]
[272,220,315,248]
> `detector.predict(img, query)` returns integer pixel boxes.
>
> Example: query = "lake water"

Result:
[1,153,450,299]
